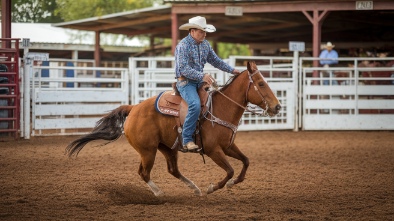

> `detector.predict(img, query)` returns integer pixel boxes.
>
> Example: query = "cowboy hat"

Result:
[325,42,335,48]
[179,16,216,33]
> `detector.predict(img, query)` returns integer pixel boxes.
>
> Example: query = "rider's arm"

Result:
[206,42,235,74]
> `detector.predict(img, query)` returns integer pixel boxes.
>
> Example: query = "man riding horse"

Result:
[175,16,241,152]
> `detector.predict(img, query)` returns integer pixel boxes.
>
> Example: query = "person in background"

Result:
[175,16,241,152]
[319,42,339,85]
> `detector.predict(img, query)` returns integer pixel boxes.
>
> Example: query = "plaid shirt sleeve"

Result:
[175,35,235,81]
[206,43,234,74]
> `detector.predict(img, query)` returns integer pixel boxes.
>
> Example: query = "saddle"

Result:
[154,82,211,152]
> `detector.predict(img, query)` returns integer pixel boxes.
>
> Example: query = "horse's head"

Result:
[245,61,281,116]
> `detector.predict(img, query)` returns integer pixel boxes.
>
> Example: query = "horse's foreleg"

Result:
[224,143,249,188]
[206,150,234,194]
[137,148,164,196]
[158,144,202,196]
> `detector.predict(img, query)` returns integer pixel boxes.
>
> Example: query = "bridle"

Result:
[202,70,271,148]
[214,70,270,117]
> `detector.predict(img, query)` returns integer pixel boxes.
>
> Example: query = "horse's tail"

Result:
[65,105,134,157]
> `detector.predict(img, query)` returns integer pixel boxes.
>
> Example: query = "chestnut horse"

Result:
[66,61,281,196]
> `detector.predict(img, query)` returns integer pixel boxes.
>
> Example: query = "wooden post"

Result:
[1,0,12,48]
[94,31,101,67]
[302,10,329,82]
[171,12,179,55]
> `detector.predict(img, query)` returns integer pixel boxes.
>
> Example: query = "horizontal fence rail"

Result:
[29,66,128,136]
[228,56,297,130]
[300,57,394,130]
[20,55,394,138]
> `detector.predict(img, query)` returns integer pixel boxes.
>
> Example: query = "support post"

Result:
[72,50,78,60]
[94,31,101,67]
[23,50,31,139]
[171,12,179,55]
[1,0,12,48]
[302,10,329,83]
[293,50,299,132]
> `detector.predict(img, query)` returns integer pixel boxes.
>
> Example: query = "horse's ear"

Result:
[247,61,256,73]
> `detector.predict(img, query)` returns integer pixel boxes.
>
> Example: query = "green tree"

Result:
[217,42,251,58]
[55,0,159,21]
[53,0,160,46]
[11,0,63,23]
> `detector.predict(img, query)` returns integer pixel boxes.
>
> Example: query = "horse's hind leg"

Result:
[224,143,249,188]
[158,144,202,196]
[137,148,164,196]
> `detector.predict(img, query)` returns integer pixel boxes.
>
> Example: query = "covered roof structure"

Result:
[0,23,145,61]
[52,0,394,67]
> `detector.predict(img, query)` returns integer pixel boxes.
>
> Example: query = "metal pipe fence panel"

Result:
[30,66,129,136]
[301,57,394,130]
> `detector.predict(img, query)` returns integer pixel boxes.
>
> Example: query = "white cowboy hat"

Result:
[179,16,216,33]
[325,42,335,48]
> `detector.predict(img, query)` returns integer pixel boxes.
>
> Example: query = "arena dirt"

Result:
[1,131,393,220]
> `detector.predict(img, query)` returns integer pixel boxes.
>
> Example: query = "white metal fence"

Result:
[300,57,394,130]
[26,64,128,137]
[228,56,297,130]
[20,55,394,138]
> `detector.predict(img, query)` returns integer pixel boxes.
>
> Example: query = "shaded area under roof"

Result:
[53,5,173,37]
[53,1,394,53]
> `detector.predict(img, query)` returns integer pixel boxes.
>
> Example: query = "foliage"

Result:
[7,0,249,56]
[55,0,159,21]
[217,42,251,58]
[11,0,63,23]
[8,0,159,23]
[53,0,160,45]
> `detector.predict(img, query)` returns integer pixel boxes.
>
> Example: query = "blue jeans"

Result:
[176,78,202,145]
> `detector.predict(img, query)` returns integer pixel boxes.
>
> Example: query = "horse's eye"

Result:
[258,82,265,87]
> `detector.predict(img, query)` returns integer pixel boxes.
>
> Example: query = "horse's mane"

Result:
[219,69,247,91]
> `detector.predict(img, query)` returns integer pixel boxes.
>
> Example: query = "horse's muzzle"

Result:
[275,104,281,111]
[274,104,281,114]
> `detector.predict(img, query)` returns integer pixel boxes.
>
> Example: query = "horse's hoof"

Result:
[226,179,235,188]
[207,183,214,194]
[154,190,164,197]
[194,188,202,196]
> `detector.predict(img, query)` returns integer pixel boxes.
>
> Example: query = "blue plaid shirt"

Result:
[175,34,234,81]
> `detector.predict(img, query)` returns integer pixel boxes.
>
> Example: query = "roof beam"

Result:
[212,22,301,39]
[172,1,394,13]
[124,26,171,37]
[93,14,171,32]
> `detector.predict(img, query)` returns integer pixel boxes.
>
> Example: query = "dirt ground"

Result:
[0,131,393,221]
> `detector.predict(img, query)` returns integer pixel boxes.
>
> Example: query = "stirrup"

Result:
[180,147,202,153]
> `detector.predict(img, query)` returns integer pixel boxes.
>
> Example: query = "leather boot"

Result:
[184,141,200,152]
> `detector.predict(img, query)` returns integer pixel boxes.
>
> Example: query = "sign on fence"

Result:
[225,6,243,16]
[289,41,305,52]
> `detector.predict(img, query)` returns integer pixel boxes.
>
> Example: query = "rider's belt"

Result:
[177,76,186,81]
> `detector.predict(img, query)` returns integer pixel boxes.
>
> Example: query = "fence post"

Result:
[23,55,31,139]
[293,51,299,131]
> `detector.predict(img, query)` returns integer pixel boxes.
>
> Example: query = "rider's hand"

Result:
[232,69,241,75]
[203,74,215,85]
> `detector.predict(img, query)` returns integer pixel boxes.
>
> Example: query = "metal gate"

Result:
[301,57,394,130]
[27,62,128,137]
[21,55,394,138]
[129,55,298,131]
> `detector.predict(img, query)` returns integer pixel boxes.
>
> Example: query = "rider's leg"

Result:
[176,79,200,151]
